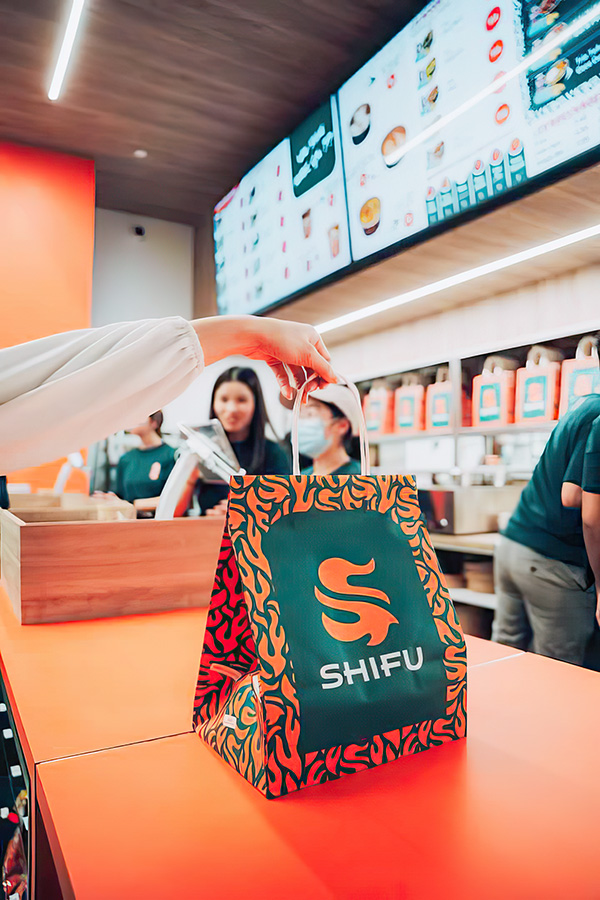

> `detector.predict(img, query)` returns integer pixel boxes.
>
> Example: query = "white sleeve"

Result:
[0,317,204,472]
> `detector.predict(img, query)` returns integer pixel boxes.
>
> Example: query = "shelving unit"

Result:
[431,532,497,557]
[356,327,600,631]
[456,422,557,437]
[451,587,496,611]
[369,420,557,451]
[357,326,598,451]
[431,533,498,618]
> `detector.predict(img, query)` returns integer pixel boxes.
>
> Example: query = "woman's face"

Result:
[127,417,157,438]
[213,381,255,437]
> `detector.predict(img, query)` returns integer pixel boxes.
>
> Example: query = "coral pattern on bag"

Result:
[193,474,466,799]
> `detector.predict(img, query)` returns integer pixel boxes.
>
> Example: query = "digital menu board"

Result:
[339,0,600,262]
[213,97,351,315]
[214,0,600,314]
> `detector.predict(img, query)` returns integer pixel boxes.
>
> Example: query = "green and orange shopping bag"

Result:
[193,379,466,798]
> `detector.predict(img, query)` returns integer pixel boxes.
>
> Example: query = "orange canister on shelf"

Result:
[363,384,394,436]
[515,345,563,424]
[559,336,600,417]
[472,356,517,427]
[394,382,425,434]
[426,368,454,432]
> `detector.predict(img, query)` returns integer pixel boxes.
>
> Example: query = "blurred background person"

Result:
[197,367,289,516]
[298,385,361,476]
[114,411,176,510]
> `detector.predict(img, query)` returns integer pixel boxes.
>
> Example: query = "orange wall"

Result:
[0,143,95,489]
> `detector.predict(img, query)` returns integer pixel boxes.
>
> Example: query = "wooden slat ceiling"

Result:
[272,163,600,344]
[0,0,425,224]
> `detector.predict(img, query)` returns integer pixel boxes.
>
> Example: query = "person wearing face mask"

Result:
[115,410,176,506]
[198,367,289,515]
[298,385,361,475]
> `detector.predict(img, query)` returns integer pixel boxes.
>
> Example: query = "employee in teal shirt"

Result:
[493,394,600,665]
[197,367,290,516]
[298,384,361,476]
[115,410,176,504]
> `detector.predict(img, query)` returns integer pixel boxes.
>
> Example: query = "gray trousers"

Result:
[492,535,596,666]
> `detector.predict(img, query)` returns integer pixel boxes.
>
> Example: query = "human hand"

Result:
[596,587,600,627]
[192,316,336,399]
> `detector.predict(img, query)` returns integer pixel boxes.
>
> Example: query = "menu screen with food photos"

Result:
[213,96,351,315]
[214,0,600,313]
[339,0,600,262]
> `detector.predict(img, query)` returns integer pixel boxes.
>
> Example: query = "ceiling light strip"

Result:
[317,222,600,334]
[48,0,86,101]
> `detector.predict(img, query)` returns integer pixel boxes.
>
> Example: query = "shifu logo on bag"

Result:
[315,557,423,690]
[315,558,397,645]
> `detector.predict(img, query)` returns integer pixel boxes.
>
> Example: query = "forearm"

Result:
[0,318,203,472]
[190,316,259,366]
[0,312,334,472]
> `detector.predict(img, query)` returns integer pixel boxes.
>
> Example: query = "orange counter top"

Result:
[1,577,593,899]
[0,585,514,772]
[0,587,207,769]
[37,651,600,900]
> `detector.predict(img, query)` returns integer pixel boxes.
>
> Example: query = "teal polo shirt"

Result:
[504,395,600,568]
[301,459,362,476]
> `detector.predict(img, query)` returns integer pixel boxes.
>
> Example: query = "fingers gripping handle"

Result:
[291,373,371,476]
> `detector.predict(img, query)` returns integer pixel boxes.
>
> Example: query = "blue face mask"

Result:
[297,418,331,459]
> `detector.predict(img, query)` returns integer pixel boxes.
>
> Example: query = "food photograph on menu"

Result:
[213,0,600,313]
[338,0,600,264]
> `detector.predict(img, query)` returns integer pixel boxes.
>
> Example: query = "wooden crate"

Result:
[7,492,137,522]
[0,510,224,624]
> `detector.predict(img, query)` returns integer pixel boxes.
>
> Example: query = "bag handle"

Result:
[291,373,371,476]
[576,335,599,361]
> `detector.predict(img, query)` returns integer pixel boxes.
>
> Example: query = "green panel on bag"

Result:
[261,508,446,756]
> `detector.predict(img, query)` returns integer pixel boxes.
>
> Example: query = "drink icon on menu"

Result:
[490,148,507,194]
[508,138,527,186]
[456,178,471,210]
[472,159,490,202]
[426,186,439,225]
[440,178,455,219]
[328,224,340,258]
[302,209,312,239]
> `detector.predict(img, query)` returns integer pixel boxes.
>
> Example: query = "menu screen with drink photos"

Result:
[213,97,350,316]
[214,0,600,314]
